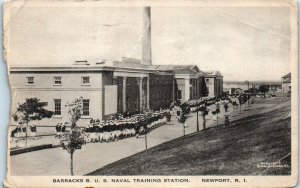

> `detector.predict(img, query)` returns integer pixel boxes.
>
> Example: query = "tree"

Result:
[199,103,209,130]
[245,87,259,94]
[178,102,190,136]
[259,85,269,97]
[60,97,85,176]
[12,98,53,147]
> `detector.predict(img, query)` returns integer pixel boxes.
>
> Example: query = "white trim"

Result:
[174,74,199,79]
[12,88,103,91]
[81,116,91,119]
[53,99,62,118]
[53,115,62,119]
[113,71,149,78]
[82,99,90,117]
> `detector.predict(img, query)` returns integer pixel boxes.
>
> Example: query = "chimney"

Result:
[73,60,90,65]
[142,6,152,65]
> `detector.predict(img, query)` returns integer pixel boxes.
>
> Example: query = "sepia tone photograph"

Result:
[3,0,298,187]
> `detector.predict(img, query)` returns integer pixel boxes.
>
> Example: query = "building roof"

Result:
[10,58,222,78]
[152,64,200,75]
[282,72,291,78]
[283,78,291,83]
[203,71,223,78]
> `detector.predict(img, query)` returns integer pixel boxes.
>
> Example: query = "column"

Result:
[139,77,143,112]
[195,79,198,99]
[147,77,150,109]
[122,77,127,113]
[184,78,190,102]
[172,78,175,103]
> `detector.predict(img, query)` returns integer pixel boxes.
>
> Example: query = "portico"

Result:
[174,74,200,103]
[113,70,150,114]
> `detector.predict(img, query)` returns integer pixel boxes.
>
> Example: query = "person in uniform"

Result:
[10,127,17,143]
[21,123,27,139]
[102,121,110,142]
[93,120,100,142]
[62,123,67,133]
[30,124,37,138]
[16,123,22,139]
[84,123,92,143]
[212,106,217,121]
[55,123,60,137]
[224,100,229,114]
[135,117,142,138]
[202,103,209,129]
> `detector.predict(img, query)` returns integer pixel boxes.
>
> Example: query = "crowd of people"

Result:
[55,123,68,137]
[10,122,37,142]
[58,109,171,144]
[11,94,251,144]
[178,94,250,125]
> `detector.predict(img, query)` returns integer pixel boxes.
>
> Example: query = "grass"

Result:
[87,98,291,176]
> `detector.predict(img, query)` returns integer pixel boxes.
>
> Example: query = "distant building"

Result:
[203,71,223,97]
[281,73,291,94]
[152,65,208,104]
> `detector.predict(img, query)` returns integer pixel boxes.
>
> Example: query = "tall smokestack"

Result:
[142,6,151,65]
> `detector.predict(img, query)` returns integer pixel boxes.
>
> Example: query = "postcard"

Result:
[3,0,298,187]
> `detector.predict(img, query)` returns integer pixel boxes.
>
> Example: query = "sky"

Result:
[7,5,291,81]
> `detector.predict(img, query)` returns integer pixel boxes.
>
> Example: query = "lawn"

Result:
[88,98,291,176]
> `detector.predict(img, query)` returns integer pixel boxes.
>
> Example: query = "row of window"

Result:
[26,76,90,86]
[53,99,90,117]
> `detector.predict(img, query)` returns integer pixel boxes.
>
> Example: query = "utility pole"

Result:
[248,82,250,106]
[233,106,236,116]
[245,80,250,107]
[183,122,185,136]
[196,110,199,132]
[144,131,148,155]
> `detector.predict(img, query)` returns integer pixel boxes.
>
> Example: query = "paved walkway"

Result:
[10,101,267,176]
[10,136,60,149]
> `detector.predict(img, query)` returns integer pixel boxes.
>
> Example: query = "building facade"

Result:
[10,60,223,126]
[281,73,291,94]
[203,71,223,97]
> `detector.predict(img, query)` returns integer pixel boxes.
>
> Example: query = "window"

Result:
[177,90,182,100]
[81,76,90,85]
[27,77,34,85]
[82,99,90,116]
[54,99,61,116]
[117,77,122,85]
[54,77,62,85]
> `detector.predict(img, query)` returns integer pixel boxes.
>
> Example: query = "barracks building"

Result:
[10,58,223,126]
